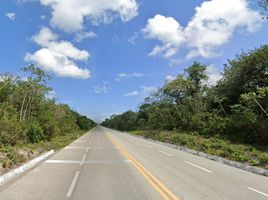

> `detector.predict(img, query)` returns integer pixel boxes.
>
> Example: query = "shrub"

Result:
[27,122,45,143]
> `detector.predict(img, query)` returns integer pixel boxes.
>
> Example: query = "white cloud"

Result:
[46,90,56,99]
[25,27,91,79]
[206,65,222,86]
[75,31,97,42]
[39,0,139,33]
[165,75,176,82]
[128,32,139,45]
[40,15,46,20]
[143,0,262,60]
[141,86,157,96]
[5,13,16,20]
[116,72,143,81]
[123,90,138,96]
[93,82,109,93]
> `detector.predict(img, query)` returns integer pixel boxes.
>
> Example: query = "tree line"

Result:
[101,45,268,147]
[0,65,96,146]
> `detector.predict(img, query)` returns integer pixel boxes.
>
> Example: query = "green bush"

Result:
[27,122,45,143]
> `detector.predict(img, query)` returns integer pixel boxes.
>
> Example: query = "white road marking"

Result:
[66,171,80,198]
[86,147,89,152]
[80,155,86,165]
[89,138,93,146]
[64,147,86,149]
[158,149,173,157]
[45,160,80,164]
[144,144,152,148]
[184,161,213,173]
[83,160,131,164]
[247,187,268,197]
[45,159,131,164]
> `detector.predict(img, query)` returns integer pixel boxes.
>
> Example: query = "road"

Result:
[0,126,268,200]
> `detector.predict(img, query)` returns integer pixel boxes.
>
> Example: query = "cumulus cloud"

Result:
[143,0,262,60]
[116,72,143,81]
[5,13,16,20]
[123,90,138,96]
[39,0,139,33]
[25,27,91,79]
[75,31,97,42]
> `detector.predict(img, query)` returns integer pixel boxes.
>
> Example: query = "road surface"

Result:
[0,126,268,200]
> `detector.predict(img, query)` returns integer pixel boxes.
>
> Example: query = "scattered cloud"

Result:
[143,0,262,60]
[123,90,138,96]
[116,72,143,81]
[75,31,97,42]
[46,90,56,99]
[128,32,139,45]
[39,0,139,33]
[112,35,120,44]
[93,82,109,94]
[141,86,157,96]
[25,27,91,79]
[165,75,176,82]
[206,65,222,86]
[5,12,16,20]
[40,15,46,20]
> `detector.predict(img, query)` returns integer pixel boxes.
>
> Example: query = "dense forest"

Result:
[0,65,96,172]
[0,65,95,146]
[101,45,268,167]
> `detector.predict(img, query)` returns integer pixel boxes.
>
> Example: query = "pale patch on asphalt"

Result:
[184,161,213,173]
[247,187,268,197]
[66,171,80,198]
[74,141,88,143]
[158,149,173,157]
[143,144,152,148]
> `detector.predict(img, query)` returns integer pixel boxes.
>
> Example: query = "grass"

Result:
[0,130,87,174]
[129,130,268,169]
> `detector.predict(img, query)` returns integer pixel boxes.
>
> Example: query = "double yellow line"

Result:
[106,133,180,200]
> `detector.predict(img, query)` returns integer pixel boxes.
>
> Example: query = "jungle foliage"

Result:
[0,65,96,146]
[101,45,268,147]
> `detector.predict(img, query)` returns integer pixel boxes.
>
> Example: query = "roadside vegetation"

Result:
[0,65,96,174]
[101,45,268,169]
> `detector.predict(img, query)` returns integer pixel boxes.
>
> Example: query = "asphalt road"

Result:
[0,126,268,200]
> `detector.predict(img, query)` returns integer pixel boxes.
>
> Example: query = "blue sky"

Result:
[1,0,267,122]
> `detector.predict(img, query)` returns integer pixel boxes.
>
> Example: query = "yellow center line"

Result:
[105,132,180,200]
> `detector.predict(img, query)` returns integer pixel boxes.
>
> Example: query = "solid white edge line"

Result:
[158,149,173,157]
[247,187,268,197]
[184,161,213,173]
[66,171,80,198]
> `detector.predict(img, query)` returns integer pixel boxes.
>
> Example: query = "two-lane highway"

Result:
[0,126,268,200]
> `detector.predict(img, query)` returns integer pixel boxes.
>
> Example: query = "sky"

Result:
[0,0,268,122]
